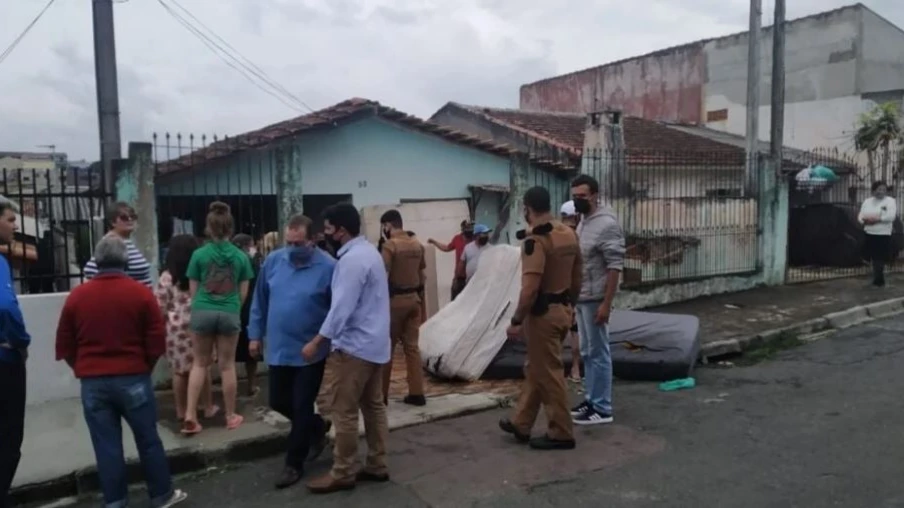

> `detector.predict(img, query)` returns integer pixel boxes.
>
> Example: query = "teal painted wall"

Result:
[156,116,569,244]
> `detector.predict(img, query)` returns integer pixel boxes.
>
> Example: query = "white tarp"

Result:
[420,245,522,380]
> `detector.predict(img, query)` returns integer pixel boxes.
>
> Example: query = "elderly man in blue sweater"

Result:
[0,195,30,507]
[247,214,336,490]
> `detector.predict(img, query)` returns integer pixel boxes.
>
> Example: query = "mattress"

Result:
[420,245,522,380]
[482,310,701,382]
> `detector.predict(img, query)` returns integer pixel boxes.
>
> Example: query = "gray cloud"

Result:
[0,0,902,161]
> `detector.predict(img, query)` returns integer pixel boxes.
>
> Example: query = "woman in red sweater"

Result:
[55,236,188,508]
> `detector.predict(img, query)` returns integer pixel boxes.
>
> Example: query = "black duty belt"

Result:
[530,291,572,316]
[545,292,572,305]
[390,285,423,297]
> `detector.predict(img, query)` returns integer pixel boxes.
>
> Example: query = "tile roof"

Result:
[447,104,586,155]
[444,104,748,165]
[155,98,571,176]
[439,103,857,171]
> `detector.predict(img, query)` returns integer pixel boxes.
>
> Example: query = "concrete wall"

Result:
[703,6,864,151]
[859,8,904,96]
[361,200,470,312]
[519,44,705,123]
[20,293,79,406]
[522,5,904,154]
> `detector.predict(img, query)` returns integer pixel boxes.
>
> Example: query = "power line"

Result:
[0,0,57,66]
[156,0,313,114]
[167,0,315,113]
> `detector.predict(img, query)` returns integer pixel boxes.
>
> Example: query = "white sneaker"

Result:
[158,489,188,508]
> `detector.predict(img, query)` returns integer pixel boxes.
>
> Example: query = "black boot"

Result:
[498,419,530,443]
[529,435,576,451]
[403,394,426,406]
[275,465,303,489]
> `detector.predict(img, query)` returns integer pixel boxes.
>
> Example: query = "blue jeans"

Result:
[575,302,613,415]
[80,374,173,508]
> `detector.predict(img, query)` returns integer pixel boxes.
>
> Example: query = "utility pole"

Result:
[745,0,762,195]
[92,0,122,193]
[769,0,786,170]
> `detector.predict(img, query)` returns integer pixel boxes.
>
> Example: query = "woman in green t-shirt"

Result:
[182,202,254,434]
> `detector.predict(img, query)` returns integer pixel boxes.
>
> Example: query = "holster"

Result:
[529,291,572,316]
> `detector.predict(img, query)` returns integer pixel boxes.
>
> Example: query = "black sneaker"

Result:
[572,407,613,426]
[570,401,590,417]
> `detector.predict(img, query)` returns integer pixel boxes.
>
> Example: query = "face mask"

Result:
[382,227,391,239]
[326,233,343,251]
[287,245,314,264]
[523,209,531,225]
[573,198,592,215]
[477,237,489,246]
[463,231,474,239]
[249,247,258,257]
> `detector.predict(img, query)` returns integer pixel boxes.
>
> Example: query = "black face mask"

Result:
[523,209,531,225]
[573,198,592,215]
[463,231,474,240]
[382,229,391,239]
[477,237,489,246]
[326,233,342,252]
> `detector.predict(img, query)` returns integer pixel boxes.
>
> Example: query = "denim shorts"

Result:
[190,310,241,336]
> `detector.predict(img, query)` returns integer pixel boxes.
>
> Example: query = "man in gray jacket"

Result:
[569,174,625,425]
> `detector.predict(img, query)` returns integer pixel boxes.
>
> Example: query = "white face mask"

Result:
[249,247,258,256]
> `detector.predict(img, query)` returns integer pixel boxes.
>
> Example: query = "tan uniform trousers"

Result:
[324,350,389,481]
[382,294,424,401]
[510,304,574,442]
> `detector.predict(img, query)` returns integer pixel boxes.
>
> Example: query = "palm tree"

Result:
[854,102,901,183]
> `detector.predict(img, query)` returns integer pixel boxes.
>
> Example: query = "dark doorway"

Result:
[303,194,353,230]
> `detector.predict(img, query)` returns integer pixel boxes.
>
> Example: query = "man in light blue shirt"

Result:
[303,203,391,495]
[247,214,336,490]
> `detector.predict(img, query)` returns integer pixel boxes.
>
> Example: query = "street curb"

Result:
[12,393,517,507]
[700,297,904,361]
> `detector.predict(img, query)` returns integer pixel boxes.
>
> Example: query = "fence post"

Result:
[276,143,303,232]
[114,142,159,284]
[506,153,530,243]
[757,154,789,285]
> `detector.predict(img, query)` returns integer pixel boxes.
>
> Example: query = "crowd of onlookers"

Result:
[0,197,402,507]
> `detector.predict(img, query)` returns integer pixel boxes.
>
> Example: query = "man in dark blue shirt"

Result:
[0,196,31,507]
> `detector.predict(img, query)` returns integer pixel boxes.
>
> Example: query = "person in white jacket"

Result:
[858,181,897,287]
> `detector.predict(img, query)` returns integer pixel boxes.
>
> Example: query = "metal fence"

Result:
[153,133,280,260]
[582,148,760,288]
[785,149,903,284]
[0,163,110,294]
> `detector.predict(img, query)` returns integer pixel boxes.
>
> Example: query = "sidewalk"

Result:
[15,273,904,505]
[649,273,904,357]
[12,374,518,506]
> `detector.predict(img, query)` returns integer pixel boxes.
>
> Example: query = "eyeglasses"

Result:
[117,213,138,222]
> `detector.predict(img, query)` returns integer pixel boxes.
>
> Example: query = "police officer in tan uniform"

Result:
[499,186,582,450]
[379,210,427,407]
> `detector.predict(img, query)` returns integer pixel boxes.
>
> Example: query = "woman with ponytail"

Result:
[181,202,254,434]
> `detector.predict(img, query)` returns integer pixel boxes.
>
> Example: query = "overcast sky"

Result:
[1,0,902,161]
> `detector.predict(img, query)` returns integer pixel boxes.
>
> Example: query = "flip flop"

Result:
[180,420,202,436]
[226,413,244,430]
[203,405,221,419]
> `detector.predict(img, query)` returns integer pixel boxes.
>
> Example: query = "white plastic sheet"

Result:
[419,245,522,380]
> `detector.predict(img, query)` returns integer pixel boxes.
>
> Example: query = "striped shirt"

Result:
[83,238,153,287]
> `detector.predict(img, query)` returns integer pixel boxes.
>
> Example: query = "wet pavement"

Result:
[50,313,904,507]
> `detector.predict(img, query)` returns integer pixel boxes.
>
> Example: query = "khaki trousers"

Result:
[315,359,333,422]
[382,295,424,401]
[510,304,575,441]
[325,350,389,480]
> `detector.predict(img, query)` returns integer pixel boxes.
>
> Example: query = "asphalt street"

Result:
[50,315,904,508]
